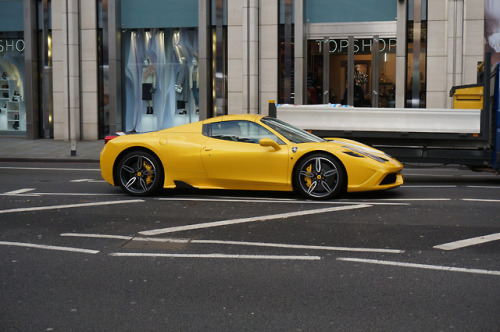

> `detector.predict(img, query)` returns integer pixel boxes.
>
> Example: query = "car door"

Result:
[201,120,290,189]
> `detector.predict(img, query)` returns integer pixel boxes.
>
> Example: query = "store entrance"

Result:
[307,36,396,108]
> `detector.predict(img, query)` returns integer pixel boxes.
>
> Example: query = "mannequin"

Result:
[173,30,189,114]
[190,57,199,113]
[142,57,156,114]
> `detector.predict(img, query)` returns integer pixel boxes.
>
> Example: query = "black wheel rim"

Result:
[119,154,157,194]
[298,156,339,198]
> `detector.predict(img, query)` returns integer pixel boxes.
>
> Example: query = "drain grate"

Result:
[120,237,191,250]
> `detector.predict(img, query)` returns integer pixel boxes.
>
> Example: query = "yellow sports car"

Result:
[100,114,403,199]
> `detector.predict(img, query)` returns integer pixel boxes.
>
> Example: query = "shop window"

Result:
[406,0,427,108]
[307,37,396,107]
[306,40,323,104]
[0,32,25,134]
[122,28,199,132]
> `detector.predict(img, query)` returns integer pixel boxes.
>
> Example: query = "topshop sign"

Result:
[0,39,25,53]
[316,38,397,54]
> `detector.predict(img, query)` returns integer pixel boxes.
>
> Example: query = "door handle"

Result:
[203,147,212,151]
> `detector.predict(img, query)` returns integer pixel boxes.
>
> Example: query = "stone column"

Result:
[259,0,278,114]
[52,0,81,141]
[80,1,99,139]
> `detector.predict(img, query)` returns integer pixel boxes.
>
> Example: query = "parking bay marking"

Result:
[0,199,144,214]
[139,204,372,236]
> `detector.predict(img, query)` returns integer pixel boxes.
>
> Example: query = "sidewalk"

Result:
[0,137,103,162]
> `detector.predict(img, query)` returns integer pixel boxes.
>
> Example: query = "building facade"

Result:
[0,0,488,140]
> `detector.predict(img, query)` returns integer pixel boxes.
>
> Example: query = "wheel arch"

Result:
[112,146,164,186]
[291,150,348,192]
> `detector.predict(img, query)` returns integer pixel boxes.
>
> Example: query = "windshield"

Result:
[261,117,325,144]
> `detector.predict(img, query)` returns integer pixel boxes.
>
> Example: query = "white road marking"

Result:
[403,173,493,178]
[109,253,321,260]
[0,166,100,171]
[61,233,135,240]
[337,257,500,276]
[70,179,106,183]
[462,198,500,203]
[0,192,120,197]
[0,199,144,214]
[402,185,457,188]
[433,232,500,250]
[377,198,451,201]
[139,204,372,236]
[61,233,191,243]
[157,197,407,205]
[192,240,404,254]
[60,233,404,254]
[466,186,500,189]
[0,241,99,254]
[3,188,36,195]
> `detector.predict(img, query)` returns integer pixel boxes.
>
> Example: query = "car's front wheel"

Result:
[116,150,163,196]
[293,153,345,200]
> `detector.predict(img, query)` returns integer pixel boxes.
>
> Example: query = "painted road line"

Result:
[3,188,36,195]
[61,233,134,240]
[466,186,500,189]
[61,233,191,243]
[462,198,500,203]
[0,166,100,171]
[433,232,500,250]
[192,239,404,254]
[337,257,500,276]
[0,241,99,254]
[70,179,107,183]
[139,204,372,236]
[367,198,452,202]
[402,185,457,188]
[157,197,407,205]
[8,192,120,197]
[60,233,404,254]
[0,199,144,214]
[109,253,321,260]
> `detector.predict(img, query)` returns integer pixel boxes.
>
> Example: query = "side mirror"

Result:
[259,138,281,151]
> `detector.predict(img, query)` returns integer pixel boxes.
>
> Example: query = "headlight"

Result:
[342,146,389,163]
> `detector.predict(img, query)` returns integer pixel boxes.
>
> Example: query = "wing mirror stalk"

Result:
[259,138,281,151]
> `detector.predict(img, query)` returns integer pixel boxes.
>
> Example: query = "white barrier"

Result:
[276,104,481,134]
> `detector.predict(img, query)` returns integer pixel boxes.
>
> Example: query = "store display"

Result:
[0,77,25,132]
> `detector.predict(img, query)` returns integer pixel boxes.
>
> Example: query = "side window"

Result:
[209,121,284,144]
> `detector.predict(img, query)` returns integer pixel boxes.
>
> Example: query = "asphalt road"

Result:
[1,162,499,331]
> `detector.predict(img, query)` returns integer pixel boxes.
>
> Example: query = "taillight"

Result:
[104,135,118,144]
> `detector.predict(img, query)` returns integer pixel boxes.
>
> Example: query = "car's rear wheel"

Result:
[293,153,345,200]
[116,150,163,196]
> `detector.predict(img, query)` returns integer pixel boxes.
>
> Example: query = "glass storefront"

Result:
[406,0,427,108]
[303,0,399,108]
[307,37,396,107]
[120,0,199,132]
[0,0,25,135]
[122,28,199,132]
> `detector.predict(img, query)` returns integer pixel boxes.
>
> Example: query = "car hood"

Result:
[321,137,394,159]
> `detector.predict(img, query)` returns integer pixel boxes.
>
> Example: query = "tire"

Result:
[116,150,163,196]
[293,153,345,200]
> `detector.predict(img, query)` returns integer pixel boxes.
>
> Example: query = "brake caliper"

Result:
[143,162,153,185]
[304,164,312,187]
